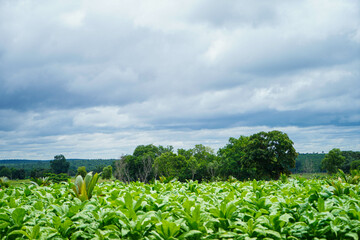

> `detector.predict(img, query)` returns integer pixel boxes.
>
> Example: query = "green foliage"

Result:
[43,173,70,183]
[76,166,87,178]
[0,177,10,188]
[154,152,187,181]
[50,154,70,174]
[337,169,360,184]
[1,177,360,239]
[322,148,345,174]
[71,171,99,201]
[350,160,360,171]
[341,151,360,173]
[30,177,51,186]
[219,131,297,180]
[292,153,325,173]
[102,165,113,179]
[218,136,250,180]
[0,167,11,178]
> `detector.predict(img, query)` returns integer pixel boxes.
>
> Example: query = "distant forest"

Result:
[0,159,115,178]
[1,152,359,179]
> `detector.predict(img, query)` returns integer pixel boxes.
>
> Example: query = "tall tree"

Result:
[218,136,251,180]
[50,154,70,174]
[219,131,297,180]
[191,144,217,180]
[153,152,187,181]
[245,131,297,179]
[321,148,345,174]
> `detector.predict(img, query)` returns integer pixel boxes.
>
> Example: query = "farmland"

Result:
[1,177,360,239]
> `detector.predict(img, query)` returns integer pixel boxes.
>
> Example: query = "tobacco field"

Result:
[1,178,360,239]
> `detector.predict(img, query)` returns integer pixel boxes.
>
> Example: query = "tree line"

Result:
[113,130,298,182]
[2,130,358,181]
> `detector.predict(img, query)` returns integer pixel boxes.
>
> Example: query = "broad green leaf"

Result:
[345,232,359,240]
[124,192,133,210]
[8,230,31,239]
[34,201,43,211]
[317,197,325,212]
[179,230,202,239]
[31,224,41,239]
[0,222,10,229]
[12,208,26,226]
[0,213,9,221]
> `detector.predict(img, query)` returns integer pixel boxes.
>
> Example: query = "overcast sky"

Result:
[1,0,359,159]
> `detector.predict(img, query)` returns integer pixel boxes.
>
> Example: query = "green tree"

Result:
[322,148,345,174]
[0,166,12,179]
[191,144,218,180]
[50,154,70,174]
[154,152,187,181]
[218,136,250,180]
[11,168,25,179]
[218,131,297,180]
[244,131,297,180]
[102,165,113,179]
[186,156,200,180]
[350,160,360,171]
[76,166,87,178]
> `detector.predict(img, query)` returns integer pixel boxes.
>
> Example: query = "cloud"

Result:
[0,0,359,158]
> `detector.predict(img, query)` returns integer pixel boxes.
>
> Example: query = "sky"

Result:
[0,0,359,160]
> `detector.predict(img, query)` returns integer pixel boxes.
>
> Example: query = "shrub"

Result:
[43,173,70,183]
[76,166,87,178]
[102,165,112,179]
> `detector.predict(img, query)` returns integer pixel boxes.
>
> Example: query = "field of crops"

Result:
[1,178,360,239]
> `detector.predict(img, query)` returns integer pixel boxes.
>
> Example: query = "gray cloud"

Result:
[0,0,359,158]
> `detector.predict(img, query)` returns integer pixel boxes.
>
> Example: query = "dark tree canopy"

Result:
[219,131,297,180]
[76,166,87,178]
[245,131,297,179]
[50,154,70,174]
[102,165,113,179]
[321,148,345,174]
[112,130,298,182]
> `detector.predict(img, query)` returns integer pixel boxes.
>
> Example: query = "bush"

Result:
[102,166,113,179]
[43,173,70,183]
[76,166,87,178]
[0,177,10,188]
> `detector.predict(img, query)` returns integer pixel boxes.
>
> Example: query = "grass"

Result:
[291,172,328,179]
[7,179,31,187]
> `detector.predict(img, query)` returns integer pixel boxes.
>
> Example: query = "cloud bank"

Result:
[0,0,359,159]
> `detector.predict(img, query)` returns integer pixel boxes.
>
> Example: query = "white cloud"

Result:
[0,0,359,158]
[60,10,86,28]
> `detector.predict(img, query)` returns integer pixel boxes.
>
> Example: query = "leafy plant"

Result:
[337,169,360,184]
[30,176,51,186]
[0,177,10,188]
[71,171,99,201]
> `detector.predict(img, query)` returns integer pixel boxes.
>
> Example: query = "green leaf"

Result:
[0,213,9,221]
[87,172,99,199]
[265,229,282,239]
[317,197,325,212]
[8,230,31,239]
[0,222,10,229]
[12,208,26,226]
[31,224,41,239]
[34,201,44,211]
[52,215,61,229]
[179,230,202,239]
[345,232,359,240]
[124,192,133,210]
